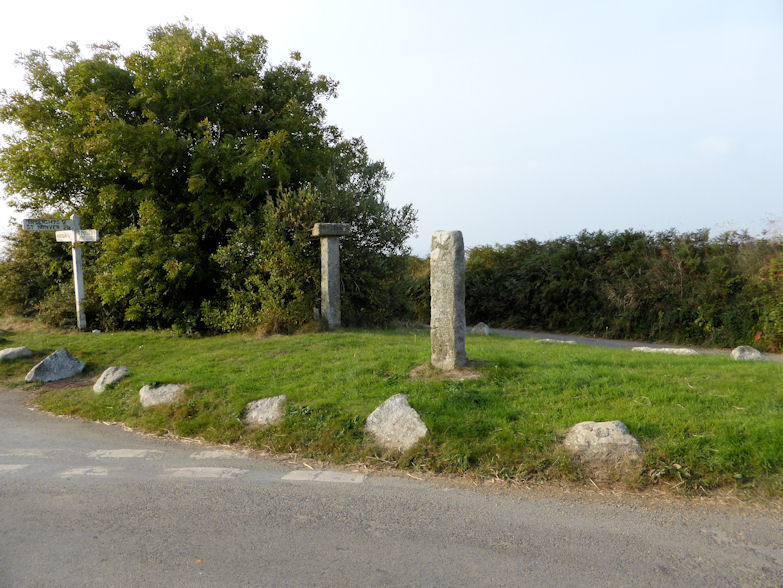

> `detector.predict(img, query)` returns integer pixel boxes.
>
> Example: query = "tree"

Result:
[0,22,416,330]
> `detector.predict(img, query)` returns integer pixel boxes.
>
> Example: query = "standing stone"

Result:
[430,231,467,370]
[731,346,765,361]
[93,366,130,393]
[25,348,85,383]
[312,223,351,330]
[365,394,428,453]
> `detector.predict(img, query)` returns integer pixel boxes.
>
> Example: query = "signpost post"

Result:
[22,214,99,331]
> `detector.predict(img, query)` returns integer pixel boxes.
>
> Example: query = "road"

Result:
[1,386,781,586]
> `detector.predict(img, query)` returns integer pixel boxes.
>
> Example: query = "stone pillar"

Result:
[312,223,351,330]
[430,230,467,370]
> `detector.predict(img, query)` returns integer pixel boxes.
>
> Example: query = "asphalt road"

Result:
[1,386,782,587]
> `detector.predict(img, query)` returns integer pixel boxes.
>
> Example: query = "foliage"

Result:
[464,229,783,350]
[0,23,415,330]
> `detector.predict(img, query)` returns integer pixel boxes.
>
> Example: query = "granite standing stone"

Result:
[25,348,85,383]
[430,231,467,370]
[365,394,428,453]
[312,223,351,330]
[93,366,130,393]
[0,347,33,360]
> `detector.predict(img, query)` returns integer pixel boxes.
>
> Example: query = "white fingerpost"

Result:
[23,213,99,331]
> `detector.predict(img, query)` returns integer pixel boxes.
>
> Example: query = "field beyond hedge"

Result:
[1,319,781,496]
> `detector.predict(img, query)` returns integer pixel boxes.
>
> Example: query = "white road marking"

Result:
[0,449,48,457]
[282,470,366,484]
[189,450,249,460]
[88,449,163,459]
[58,467,113,478]
[0,464,29,473]
[165,467,247,479]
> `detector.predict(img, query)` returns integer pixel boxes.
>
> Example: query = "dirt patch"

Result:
[408,360,484,381]
[39,376,95,391]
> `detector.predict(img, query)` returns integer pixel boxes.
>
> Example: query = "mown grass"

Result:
[1,318,781,495]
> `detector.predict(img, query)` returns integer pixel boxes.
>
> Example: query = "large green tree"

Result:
[0,23,416,330]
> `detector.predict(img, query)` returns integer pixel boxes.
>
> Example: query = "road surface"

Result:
[1,386,781,586]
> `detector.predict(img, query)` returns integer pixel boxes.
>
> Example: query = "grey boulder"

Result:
[93,366,130,393]
[365,394,428,453]
[0,346,33,360]
[731,346,765,361]
[139,384,184,408]
[471,322,491,335]
[244,395,286,426]
[563,420,642,466]
[25,348,85,383]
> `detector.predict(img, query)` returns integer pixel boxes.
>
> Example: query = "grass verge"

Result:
[1,318,781,496]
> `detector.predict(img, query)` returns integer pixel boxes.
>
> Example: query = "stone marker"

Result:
[25,348,85,383]
[631,346,698,356]
[365,393,428,453]
[312,223,351,330]
[244,395,286,426]
[22,214,99,330]
[471,322,491,335]
[563,420,642,466]
[731,345,765,361]
[93,366,130,393]
[0,346,33,360]
[430,231,467,370]
[139,384,184,408]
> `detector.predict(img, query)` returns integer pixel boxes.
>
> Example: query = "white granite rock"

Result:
[365,394,428,453]
[631,346,698,356]
[536,338,576,344]
[25,348,85,383]
[139,384,184,408]
[563,420,642,465]
[0,346,33,360]
[244,395,286,426]
[93,366,130,393]
[730,346,765,361]
[471,322,491,335]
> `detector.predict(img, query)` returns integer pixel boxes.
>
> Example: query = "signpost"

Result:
[22,214,99,331]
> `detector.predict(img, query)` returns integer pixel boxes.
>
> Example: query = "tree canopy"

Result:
[0,23,416,331]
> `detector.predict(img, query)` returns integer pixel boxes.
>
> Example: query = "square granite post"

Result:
[430,230,467,370]
[312,223,351,330]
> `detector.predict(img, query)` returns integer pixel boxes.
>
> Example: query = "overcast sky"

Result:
[1,0,782,255]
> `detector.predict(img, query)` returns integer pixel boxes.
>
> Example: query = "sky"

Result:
[1,0,782,255]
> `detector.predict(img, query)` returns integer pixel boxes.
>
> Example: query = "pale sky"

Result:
[1,0,782,255]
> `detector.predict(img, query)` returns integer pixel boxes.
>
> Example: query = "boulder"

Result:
[93,366,130,394]
[471,322,491,335]
[731,346,765,361]
[631,346,697,356]
[139,384,184,408]
[244,395,286,426]
[25,349,85,383]
[563,420,642,467]
[365,394,428,453]
[0,346,33,360]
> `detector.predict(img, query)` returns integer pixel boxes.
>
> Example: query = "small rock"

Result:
[91,329,102,334]
[25,349,85,383]
[365,394,428,453]
[563,421,643,467]
[0,346,33,360]
[139,384,184,408]
[631,346,698,356]
[730,346,765,361]
[93,366,130,394]
[471,322,491,335]
[244,395,286,426]
[536,338,576,344]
